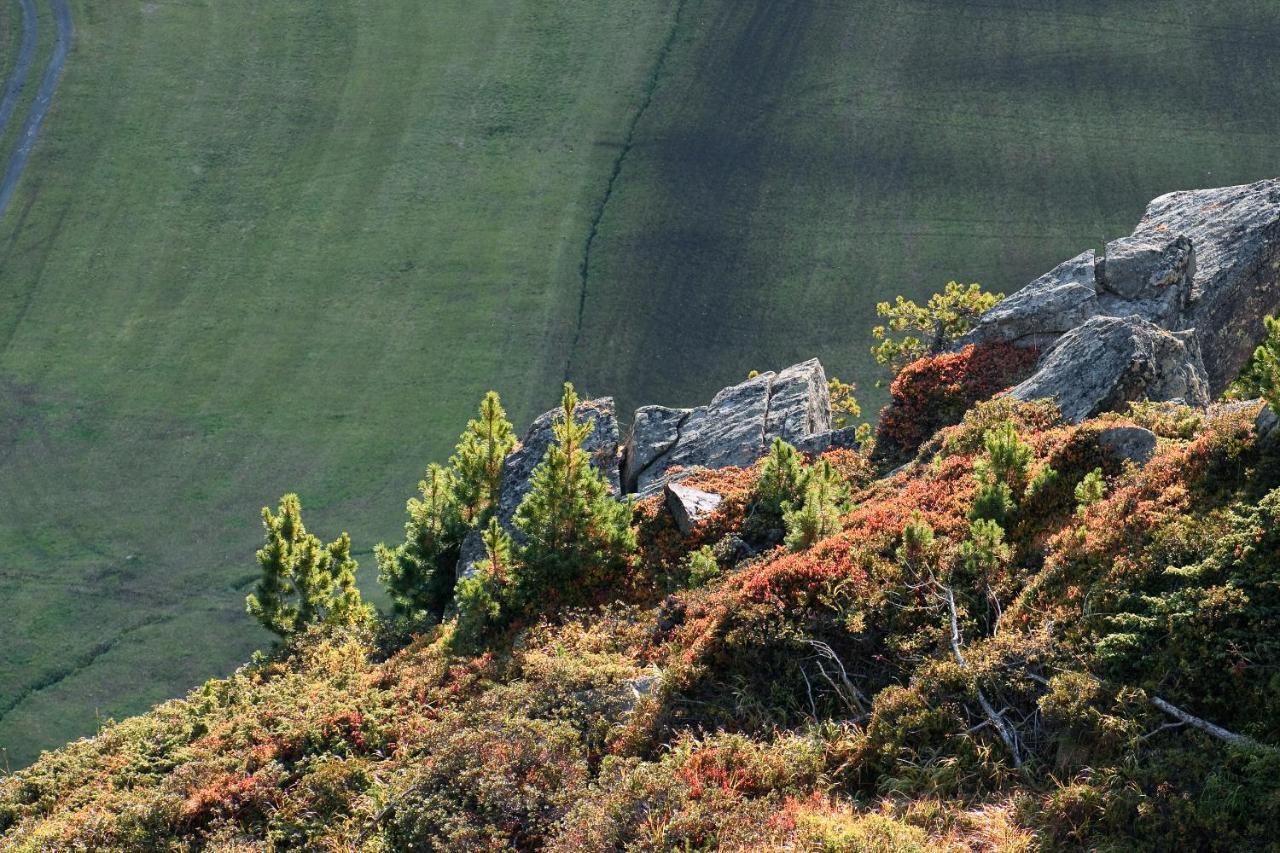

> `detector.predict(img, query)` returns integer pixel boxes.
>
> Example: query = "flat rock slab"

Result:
[664,482,723,535]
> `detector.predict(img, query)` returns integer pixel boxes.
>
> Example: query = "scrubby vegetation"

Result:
[5,350,1279,848]
[871,282,1004,381]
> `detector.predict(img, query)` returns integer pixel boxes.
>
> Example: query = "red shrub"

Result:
[877,343,1039,461]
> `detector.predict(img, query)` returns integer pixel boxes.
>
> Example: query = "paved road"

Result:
[0,0,71,218]
[0,0,38,140]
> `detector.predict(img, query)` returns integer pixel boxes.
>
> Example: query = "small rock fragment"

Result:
[665,482,723,535]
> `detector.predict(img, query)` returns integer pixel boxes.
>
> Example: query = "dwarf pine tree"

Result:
[1255,315,1280,412]
[246,494,372,637]
[450,391,516,525]
[757,438,806,517]
[512,383,635,608]
[1074,468,1107,514]
[896,511,938,581]
[453,517,515,648]
[377,392,515,619]
[958,518,1013,628]
[969,422,1033,526]
[871,281,1003,381]
[375,463,465,619]
[783,459,851,551]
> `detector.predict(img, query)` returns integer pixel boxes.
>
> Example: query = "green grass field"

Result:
[1,0,1278,766]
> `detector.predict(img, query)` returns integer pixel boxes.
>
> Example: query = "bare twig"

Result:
[807,639,871,711]
[944,585,1022,768]
[800,665,817,720]
[1151,697,1269,751]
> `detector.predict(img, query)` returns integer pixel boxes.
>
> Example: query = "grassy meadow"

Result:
[0,0,684,766]
[1,0,1279,766]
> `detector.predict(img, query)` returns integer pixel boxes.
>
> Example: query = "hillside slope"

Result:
[3,0,1280,766]
[3,397,1277,850]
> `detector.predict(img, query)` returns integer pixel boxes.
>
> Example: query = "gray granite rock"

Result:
[765,360,833,443]
[622,405,690,496]
[664,482,723,535]
[1096,425,1158,466]
[455,528,486,582]
[625,359,832,495]
[1097,234,1195,316]
[618,672,660,715]
[1126,180,1280,392]
[972,179,1279,417]
[1010,316,1211,423]
[1257,403,1279,440]
[963,250,1100,349]
[793,425,862,456]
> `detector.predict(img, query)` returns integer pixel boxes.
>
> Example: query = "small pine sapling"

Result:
[246,494,372,637]
[450,391,516,525]
[756,438,805,517]
[376,463,465,619]
[970,422,1035,526]
[513,383,636,610]
[1074,468,1107,515]
[454,517,515,648]
[783,459,851,551]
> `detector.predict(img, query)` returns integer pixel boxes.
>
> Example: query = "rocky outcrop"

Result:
[1132,181,1280,391]
[457,361,845,578]
[624,359,832,495]
[1010,316,1210,422]
[969,179,1279,420]
[963,251,1101,349]
[664,482,723,535]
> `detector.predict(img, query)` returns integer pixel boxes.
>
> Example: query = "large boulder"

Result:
[1096,425,1159,467]
[1129,180,1280,392]
[1010,316,1210,423]
[970,179,1279,418]
[624,360,832,495]
[621,405,691,496]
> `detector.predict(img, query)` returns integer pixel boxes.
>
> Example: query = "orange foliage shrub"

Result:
[876,343,1039,461]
